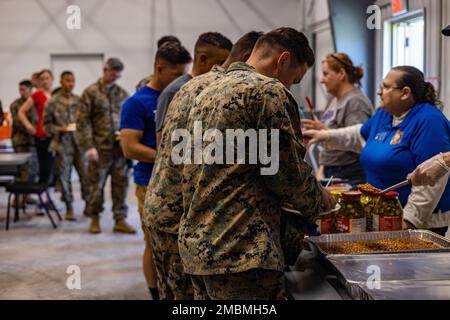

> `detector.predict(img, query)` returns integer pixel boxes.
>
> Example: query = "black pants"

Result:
[324,162,366,188]
[35,137,55,186]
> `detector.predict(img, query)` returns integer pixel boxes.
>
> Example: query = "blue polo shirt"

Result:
[120,86,160,185]
[360,103,450,213]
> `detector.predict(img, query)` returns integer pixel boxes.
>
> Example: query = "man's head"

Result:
[157,35,181,48]
[442,25,450,37]
[247,27,315,89]
[103,57,124,85]
[31,72,41,89]
[223,31,264,69]
[60,71,75,93]
[153,42,192,90]
[39,69,54,91]
[193,32,233,75]
[19,80,33,99]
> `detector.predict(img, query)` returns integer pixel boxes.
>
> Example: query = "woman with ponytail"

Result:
[304,66,450,236]
[302,53,374,186]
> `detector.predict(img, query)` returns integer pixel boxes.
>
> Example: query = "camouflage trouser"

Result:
[84,143,129,220]
[190,269,285,300]
[149,227,194,300]
[13,144,38,183]
[55,144,88,207]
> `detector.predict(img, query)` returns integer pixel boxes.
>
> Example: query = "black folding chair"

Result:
[5,182,62,230]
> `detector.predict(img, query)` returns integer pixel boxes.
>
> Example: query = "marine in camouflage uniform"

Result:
[76,78,130,223]
[180,62,323,299]
[135,75,152,92]
[43,92,88,217]
[144,65,226,300]
[10,97,38,183]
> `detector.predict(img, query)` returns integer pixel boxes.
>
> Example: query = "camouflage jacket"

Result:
[144,65,226,234]
[43,92,80,154]
[76,79,129,151]
[136,75,152,92]
[10,97,37,147]
[179,62,323,275]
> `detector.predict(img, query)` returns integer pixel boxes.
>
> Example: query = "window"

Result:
[383,11,425,77]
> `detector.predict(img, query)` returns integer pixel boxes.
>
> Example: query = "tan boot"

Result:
[113,219,136,234]
[65,205,76,221]
[89,217,101,234]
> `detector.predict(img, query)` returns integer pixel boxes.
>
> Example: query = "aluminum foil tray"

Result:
[328,252,450,300]
[305,230,450,259]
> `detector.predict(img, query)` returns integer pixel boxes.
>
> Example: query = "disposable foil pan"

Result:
[328,252,450,300]
[305,230,450,259]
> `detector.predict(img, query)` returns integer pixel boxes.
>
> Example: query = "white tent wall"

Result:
[0,0,308,110]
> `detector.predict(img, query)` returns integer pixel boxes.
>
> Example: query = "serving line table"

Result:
[0,152,31,169]
[286,247,450,300]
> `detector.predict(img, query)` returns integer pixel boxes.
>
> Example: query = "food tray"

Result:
[328,252,450,300]
[305,230,450,258]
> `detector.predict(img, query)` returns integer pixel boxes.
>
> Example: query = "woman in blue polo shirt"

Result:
[304,66,450,236]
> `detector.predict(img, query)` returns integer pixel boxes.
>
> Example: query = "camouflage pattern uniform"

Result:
[180,62,323,299]
[43,92,88,207]
[10,97,38,182]
[135,75,152,92]
[76,79,130,220]
[143,65,226,300]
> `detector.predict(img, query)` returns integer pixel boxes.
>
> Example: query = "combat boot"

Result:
[65,205,76,221]
[113,219,136,234]
[89,217,101,234]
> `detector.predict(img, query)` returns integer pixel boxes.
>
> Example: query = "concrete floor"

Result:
[0,177,150,300]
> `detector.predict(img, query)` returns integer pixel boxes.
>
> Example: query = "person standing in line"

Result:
[180,28,335,300]
[120,42,192,299]
[10,80,39,189]
[76,58,135,234]
[135,35,183,92]
[154,32,233,144]
[44,71,88,221]
[18,69,55,187]
[143,31,263,300]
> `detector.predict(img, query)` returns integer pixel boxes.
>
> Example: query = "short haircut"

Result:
[157,35,181,48]
[155,42,192,65]
[39,68,54,79]
[19,80,33,88]
[60,70,74,79]
[229,31,264,58]
[254,27,315,67]
[105,57,124,71]
[194,32,233,51]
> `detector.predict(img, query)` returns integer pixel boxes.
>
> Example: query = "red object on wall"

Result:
[391,0,408,16]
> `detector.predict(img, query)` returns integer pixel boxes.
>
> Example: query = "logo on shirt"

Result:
[390,130,403,145]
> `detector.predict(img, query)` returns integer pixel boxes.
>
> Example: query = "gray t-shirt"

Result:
[155,73,193,131]
[319,88,374,167]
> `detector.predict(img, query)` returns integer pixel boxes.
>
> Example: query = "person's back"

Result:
[154,32,233,135]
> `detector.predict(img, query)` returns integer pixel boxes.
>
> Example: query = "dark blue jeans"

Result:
[324,162,366,188]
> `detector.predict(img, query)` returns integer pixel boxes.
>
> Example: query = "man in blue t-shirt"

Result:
[120,42,191,299]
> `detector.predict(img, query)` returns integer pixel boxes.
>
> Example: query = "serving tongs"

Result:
[381,180,410,194]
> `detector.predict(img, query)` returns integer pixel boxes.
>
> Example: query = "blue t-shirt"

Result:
[120,86,160,185]
[360,103,450,213]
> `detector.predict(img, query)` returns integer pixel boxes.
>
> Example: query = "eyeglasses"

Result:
[379,83,403,92]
